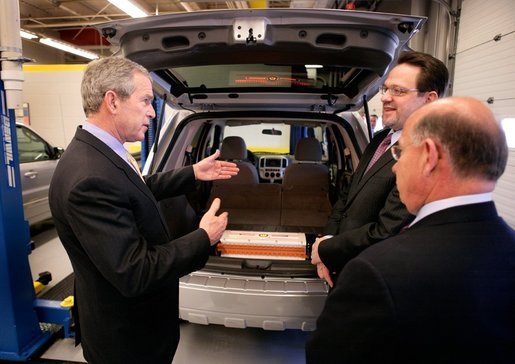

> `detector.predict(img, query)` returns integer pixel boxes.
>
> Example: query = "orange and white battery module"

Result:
[217,230,307,260]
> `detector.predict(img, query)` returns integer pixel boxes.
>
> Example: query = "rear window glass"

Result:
[223,123,328,161]
[224,124,291,154]
[172,64,351,91]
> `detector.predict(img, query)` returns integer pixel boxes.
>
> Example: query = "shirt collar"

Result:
[390,129,401,146]
[83,121,129,163]
[410,192,493,226]
[378,129,401,148]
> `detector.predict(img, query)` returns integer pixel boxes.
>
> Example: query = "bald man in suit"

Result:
[306,97,515,364]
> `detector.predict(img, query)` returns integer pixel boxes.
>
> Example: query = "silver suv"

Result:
[17,123,63,226]
[96,8,424,331]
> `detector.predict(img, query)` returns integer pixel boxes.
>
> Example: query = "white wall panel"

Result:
[453,35,515,100]
[456,0,515,52]
[494,149,515,228]
[454,0,515,228]
[453,35,515,118]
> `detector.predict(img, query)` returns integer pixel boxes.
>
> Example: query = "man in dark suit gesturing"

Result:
[49,57,238,364]
[306,96,515,364]
[311,51,449,286]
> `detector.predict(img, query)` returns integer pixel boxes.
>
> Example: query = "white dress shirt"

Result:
[409,192,493,227]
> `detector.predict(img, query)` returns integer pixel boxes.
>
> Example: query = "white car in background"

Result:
[96,8,425,331]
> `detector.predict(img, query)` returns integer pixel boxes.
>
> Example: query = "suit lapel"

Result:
[359,145,395,182]
[358,129,391,179]
[344,129,393,206]
[75,127,154,200]
[72,127,173,240]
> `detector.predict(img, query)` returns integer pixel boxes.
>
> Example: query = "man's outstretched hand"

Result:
[199,198,228,245]
[193,150,239,181]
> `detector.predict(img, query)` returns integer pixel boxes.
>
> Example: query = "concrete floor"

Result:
[26,221,311,364]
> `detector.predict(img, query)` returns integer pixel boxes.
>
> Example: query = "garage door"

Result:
[453,0,515,227]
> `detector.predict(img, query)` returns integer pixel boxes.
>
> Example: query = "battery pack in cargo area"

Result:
[217,230,307,260]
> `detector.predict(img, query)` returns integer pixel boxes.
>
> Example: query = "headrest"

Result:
[295,137,322,162]
[221,136,248,160]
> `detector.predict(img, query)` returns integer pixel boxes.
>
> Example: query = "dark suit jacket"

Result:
[306,202,515,364]
[320,128,414,275]
[49,127,211,364]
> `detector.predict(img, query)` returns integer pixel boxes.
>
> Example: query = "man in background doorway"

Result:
[370,113,378,134]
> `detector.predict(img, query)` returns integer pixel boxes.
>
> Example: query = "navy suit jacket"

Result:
[49,127,211,364]
[307,202,515,364]
[321,129,414,274]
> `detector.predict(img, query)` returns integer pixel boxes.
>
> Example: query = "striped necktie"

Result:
[127,152,144,180]
[364,133,392,174]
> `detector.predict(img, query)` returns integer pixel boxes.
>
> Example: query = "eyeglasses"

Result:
[391,143,415,161]
[380,85,420,96]
[390,145,402,160]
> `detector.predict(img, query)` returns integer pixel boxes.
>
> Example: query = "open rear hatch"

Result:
[96,8,426,112]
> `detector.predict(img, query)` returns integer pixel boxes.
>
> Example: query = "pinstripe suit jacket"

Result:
[320,128,414,275]
[49,127,210,364]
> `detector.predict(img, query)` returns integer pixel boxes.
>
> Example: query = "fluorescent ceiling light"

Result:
[40,38,99,60]
[305,64,323,69]
[20,30,38,40]
[108,0,148,18]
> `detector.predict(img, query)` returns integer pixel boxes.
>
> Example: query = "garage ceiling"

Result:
[18,0,406,57]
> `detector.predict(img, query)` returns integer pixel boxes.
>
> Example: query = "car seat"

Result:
[209,136,282,226]
[218,136,259,184]
[281,137,331,228]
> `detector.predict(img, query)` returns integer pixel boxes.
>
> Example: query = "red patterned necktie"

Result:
[364,133,392,174]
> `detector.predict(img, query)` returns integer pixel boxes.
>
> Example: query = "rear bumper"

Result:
[179,271,328,331]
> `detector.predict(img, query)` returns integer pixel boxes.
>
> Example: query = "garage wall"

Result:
[21,64,85,148]
[453,0,515,227]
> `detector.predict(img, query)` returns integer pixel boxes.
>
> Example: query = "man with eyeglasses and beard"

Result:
[310,51,449,287]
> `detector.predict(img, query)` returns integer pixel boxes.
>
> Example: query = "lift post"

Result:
[0,80,53,361]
